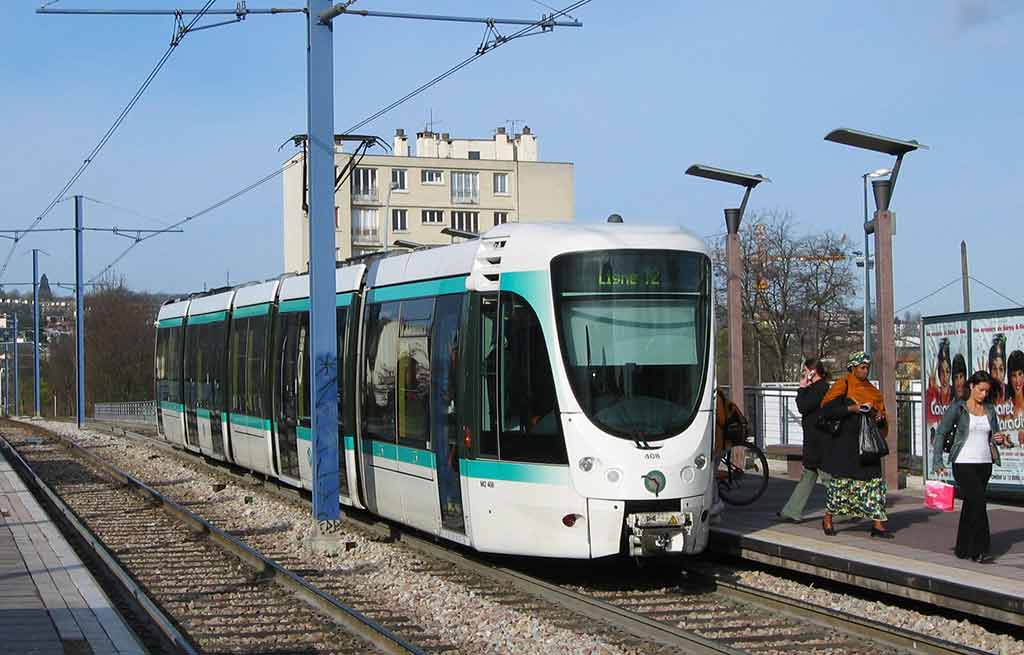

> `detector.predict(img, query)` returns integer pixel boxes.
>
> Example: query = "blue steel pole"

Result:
[33,249,41,417]
[13,313,18,416]
[75,195,86,429]
[307,0,341,528]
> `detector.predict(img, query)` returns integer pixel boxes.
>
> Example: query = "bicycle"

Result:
[717,439,769,506]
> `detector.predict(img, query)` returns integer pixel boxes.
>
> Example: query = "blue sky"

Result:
[1,0,1022,316]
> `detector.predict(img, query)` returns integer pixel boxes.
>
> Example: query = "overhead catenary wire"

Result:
[968,276,1023,308]
[80,196,176,230]
[343,0,594,134]
[0,0,216,283]
[894,277,963,315]
[87,159,300,283]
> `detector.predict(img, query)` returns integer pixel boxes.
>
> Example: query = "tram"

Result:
[155,222,716,558]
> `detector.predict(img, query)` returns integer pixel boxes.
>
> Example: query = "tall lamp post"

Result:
[825,128,927,490]
[685,165,769,414]
[861,168,889,360]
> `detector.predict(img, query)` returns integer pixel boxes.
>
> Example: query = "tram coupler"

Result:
[625,511,693,556]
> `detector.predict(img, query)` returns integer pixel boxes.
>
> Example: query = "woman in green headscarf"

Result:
[818,351,893,539]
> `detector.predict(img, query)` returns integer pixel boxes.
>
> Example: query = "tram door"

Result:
[275,310,307,482]
[431,294,465,533]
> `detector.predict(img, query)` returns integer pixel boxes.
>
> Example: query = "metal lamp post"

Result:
[825,128,927,490]
[685,165,770,414]
[861,168,889,360]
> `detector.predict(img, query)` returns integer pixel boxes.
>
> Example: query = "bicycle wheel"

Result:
[717,442,770,506]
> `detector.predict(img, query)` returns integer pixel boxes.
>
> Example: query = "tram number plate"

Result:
[633,512,686,528]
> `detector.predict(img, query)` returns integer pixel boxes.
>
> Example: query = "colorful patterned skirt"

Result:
[825,476,888,521]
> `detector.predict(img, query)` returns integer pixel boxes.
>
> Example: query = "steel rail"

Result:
[77,420,1008,655]
[711,577,994,655]
[0,435,197,655]
[5,424,424,655]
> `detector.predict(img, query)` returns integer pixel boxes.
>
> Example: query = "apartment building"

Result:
[282,126,574,272]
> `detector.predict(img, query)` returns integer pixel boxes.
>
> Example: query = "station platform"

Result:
[710,475,1024,627]
[0,447,146,655]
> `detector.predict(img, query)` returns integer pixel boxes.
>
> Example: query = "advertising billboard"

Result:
[923,309,1024,492]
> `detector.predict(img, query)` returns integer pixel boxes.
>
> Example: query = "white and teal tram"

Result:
[155,223,716,557]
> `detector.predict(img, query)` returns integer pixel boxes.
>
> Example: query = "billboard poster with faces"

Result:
[971,316,1024,488]
[923,320,969,484]
[925,310,1024,492]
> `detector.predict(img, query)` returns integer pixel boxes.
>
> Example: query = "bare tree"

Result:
[713,209,858,383]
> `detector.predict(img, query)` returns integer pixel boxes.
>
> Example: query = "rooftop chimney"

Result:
[522,125,531,135]
[496,126,506,135]
[393,128,409,157]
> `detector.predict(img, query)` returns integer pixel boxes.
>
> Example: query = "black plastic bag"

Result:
[859,414,889,461]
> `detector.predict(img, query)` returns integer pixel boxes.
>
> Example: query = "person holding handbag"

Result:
[932,370,1003,564]
[778,358,831,522]
[818,352,892,538]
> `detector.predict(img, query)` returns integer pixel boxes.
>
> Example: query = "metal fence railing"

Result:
[94,400,157,425]
[724,384,926,471]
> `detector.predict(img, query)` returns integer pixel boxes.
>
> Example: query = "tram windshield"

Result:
[552,250,710,441]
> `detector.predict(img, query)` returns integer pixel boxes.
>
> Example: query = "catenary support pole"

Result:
[960,241,970,313]
[725,207,744,414]
[12,313,18,416]
[306,0,341,530]
[874,209,898,490]
[75,195,86,428]
[862,177,873,358]
[33,249,41,417]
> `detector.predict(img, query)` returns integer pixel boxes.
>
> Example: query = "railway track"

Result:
[16,419,999,655]
[1,423,425,655]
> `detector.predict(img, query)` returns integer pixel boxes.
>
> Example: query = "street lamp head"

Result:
[685,164,770,188]
[824,128,928,156]
[866,168,892,179]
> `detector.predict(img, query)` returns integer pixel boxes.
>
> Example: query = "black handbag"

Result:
[859,414,889,460]
[942,427,956,453]
[815,380,847,436]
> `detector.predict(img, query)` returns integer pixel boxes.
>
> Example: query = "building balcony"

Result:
[451,192,479,205]
[351,227,380,243]
[352,189,380,204]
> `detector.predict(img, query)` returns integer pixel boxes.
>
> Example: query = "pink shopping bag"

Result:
[924,480,955,512]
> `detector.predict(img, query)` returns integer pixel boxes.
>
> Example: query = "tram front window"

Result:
[553,250,710,441]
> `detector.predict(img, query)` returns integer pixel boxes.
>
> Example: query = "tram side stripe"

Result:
[233,303,270,319]
[188,311,227,325]
[460,459,569,485]
[158,317,183,328]
[367,276,467,303]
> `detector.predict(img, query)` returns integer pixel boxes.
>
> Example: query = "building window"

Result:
[451,171,479,204]
[493,173,508,195]
[353,167,377,201]
[352,208,379,242]
[335,206,340,229]
[422,169,443,185]
[452,211,479,233]
[422,209,444,225]
[494,212,509,226]
[391,168,407,191]
[468,151,481,160]
[392,209,408,232]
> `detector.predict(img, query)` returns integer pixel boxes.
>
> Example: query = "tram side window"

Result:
[296,314,310,425]
[207,321,228,412]
[183,324,198,409]
[478,294,500,458]
[336,306,348,435]
[362,302,400,442]
[246,314,269,419]
[397,298,433,450]
[229,317,248,416]
[156,325,183,405]
[499,293,566,464]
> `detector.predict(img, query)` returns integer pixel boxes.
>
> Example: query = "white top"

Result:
[955,413,992,464]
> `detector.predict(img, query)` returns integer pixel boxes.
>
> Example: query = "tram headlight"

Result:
[694,454,707,470]
[680,466,696,483]
[578,456,598,472]
[606,468,622,484]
